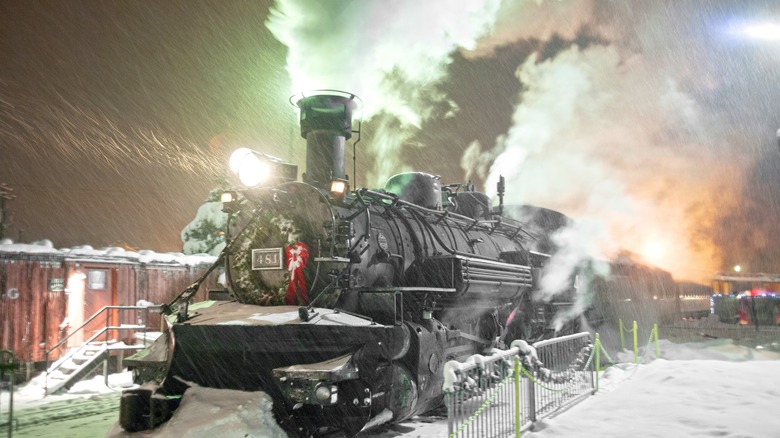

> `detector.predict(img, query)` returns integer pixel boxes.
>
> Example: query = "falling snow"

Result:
[2,1,779,278]
[2,0,780,437]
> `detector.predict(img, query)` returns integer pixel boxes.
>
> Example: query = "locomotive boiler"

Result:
[118,92,574,436]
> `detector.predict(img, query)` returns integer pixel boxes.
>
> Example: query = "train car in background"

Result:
[0,241,219,375]
[588,251,680,327]
[502,208,713,331]
[677,281,713,319]
[0,246,67,369]
[712,273,780,325]
[712,272,780,296]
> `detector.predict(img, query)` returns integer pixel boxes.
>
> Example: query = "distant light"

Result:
[220,192,234,203]
[641,241,664,265]
[734,264,742,273]
[740,23,780,40]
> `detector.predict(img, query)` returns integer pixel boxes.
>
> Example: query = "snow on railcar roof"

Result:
[0,238,216,266]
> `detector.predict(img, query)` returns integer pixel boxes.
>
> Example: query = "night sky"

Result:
[2,0,780,282]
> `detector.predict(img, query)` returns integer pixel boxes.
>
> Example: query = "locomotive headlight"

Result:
[229,148,253,174]
[229,148,298,187]
[238,155,270,187]
[230,148,270,187]
[329,178,349,202]
[314,383,334,403]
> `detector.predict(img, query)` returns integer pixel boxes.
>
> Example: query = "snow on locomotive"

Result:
[118,92,576,436]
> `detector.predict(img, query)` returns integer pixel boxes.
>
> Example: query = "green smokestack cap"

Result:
[293,90,360,140]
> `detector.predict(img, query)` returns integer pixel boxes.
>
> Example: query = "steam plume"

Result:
[266,0,501,185]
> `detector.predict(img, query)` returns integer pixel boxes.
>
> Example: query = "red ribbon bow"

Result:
[285,242,310,305]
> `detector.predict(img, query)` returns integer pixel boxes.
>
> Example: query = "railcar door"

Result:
[81,265,118,342]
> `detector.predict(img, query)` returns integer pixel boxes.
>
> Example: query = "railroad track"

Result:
[3,392,120,430]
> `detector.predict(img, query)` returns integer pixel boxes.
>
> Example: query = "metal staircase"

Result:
[44,305,161,395]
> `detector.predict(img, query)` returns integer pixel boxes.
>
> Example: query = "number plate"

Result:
[251,248,284,270]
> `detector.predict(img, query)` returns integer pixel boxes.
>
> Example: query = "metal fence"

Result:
[528,332,595,422]
[444,332,595,437]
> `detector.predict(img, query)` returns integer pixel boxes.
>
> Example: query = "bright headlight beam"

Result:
[237,154,270,187]
[741,23,780,40]
[229,148,273,187]
[229,148,253,174]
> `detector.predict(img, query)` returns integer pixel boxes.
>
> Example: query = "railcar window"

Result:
[87,269,108,290]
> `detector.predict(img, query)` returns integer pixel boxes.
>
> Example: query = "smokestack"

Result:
[294,92,360,188]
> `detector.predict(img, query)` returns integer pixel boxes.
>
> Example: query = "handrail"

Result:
[359,188,533,240]
[47,306,110,356]
[46,305,161,356]
[44,305,161,395]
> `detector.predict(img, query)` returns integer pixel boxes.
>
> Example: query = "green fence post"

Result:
[514,357,521,438]
[594,333,601,392]
[633,320,638,364]
[619,319,625,351]
[654,323,660,358]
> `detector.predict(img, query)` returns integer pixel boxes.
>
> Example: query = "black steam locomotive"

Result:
[118,92,581,436]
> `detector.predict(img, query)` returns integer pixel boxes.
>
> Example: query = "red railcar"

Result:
[0,243,219,368]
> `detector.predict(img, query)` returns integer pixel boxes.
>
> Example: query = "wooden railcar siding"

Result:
[1,255,67,364]
[1,253,218,365]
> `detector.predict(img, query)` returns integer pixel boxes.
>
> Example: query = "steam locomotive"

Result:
[117,92,586,436]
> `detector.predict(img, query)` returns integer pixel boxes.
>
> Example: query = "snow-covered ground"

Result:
[524,338,780,438]
[2,333,779,437]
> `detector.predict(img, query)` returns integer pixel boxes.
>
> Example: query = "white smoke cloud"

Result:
[269,0,765,284]
[266,0,502,184]
[457,1,765,329]
[466,0,604,58]
[542,219,612,331]
[461,139,503,183]
[479,42,739,283]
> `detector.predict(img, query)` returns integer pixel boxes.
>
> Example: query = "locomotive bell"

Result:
[385,172,442,210]
[293,91,360,189]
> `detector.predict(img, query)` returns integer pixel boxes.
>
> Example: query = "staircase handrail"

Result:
[51,325,111,368]
[44,304,162,395]
[45,305,161,359]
